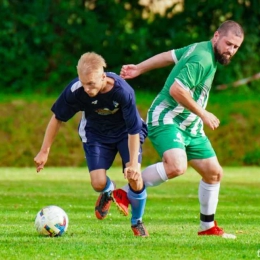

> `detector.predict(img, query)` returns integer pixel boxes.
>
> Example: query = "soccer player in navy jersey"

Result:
[34,52,149,237]
[120,20,244,238]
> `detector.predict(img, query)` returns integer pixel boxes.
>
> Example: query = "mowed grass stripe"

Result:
[0,167,259,260]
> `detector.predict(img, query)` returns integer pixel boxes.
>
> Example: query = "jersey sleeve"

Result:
[51,80,82,122]
[175,61,205,89]
[172,45,192,63]
[173,43,210,89]
[115,80,142,135]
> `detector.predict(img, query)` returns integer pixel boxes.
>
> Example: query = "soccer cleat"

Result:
[131,220,149,237]
[95,191,113,220]
[111,189,130,216]
[198,221,236,239]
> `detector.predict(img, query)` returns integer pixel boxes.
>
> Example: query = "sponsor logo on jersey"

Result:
[91,100,98,104]
[95,108,119,115]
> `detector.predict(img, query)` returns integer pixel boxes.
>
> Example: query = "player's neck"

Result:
[100,77,115,93]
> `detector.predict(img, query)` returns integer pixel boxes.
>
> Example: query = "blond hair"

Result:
[77,52,107,75]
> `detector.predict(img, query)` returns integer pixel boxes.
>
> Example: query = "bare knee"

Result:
[215,166,223,182]
[163,149,187,179]
[204,165,223,183]
[90,170,107,192]
[91,179,106,192]
[165,163,187,179]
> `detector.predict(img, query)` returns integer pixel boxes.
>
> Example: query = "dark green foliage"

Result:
[0,1,259,167]
[243,149,260,166]
[1,0,259,94]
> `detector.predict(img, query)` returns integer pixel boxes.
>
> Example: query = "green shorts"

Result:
[148,124,216,161]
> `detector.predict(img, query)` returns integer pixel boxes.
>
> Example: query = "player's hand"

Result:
[201,110,220,130]
[34,151,48,173]
[124,166,141,182]
[120,64,140,79]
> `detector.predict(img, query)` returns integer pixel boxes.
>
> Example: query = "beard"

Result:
[213,44,232,65]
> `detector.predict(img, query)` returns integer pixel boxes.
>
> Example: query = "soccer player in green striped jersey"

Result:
[120,20,244,238]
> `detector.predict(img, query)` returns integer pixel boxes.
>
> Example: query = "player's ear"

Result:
[213,31,220,43]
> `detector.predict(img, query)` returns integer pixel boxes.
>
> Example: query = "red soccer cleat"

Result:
[112,189,130,216]
[95,191,113,220]
[198,221,236,239]
[131,221,149,237]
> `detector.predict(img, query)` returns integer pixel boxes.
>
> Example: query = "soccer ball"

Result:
[35,205,69,237]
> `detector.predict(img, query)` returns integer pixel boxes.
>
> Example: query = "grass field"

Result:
[0,167,259,260]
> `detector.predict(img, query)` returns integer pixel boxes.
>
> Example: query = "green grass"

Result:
[0,167,259,260]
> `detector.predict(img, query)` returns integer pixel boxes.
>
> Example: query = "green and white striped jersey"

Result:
[147,41,217,137]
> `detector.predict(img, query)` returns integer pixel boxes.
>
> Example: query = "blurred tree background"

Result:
[1,0,259,94]
[0,0,260,167]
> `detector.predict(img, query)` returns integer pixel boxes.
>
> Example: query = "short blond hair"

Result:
[77,52,107,75]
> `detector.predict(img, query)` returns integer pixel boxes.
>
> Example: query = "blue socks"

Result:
[102,176,115,193]
[127,186,147,225]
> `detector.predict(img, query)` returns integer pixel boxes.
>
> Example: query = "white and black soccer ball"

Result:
[35,205,69,237]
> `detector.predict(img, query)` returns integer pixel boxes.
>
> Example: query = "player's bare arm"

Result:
[124,133,143,190]
[34,114,62,172]
[170,81,220,130]
[120,51,174,79]
[127,133,140,167]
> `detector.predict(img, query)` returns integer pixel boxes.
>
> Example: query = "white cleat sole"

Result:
[222,233,237,239]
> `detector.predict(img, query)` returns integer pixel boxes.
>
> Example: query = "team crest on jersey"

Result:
[95,108,119,115]
[113,101,119,107]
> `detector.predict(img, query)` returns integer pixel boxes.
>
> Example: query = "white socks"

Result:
[199,180,220,231]
[120,162,168,192]
[142,162,168,187]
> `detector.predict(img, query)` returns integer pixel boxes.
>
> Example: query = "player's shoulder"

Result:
[190,41,214,66]
[66,77,83,93]
[106,72,133,91]
[106,72,121,82]
[196,41,213,55]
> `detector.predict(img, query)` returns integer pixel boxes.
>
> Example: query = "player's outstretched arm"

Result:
[120,51,174,79]
[34,114,62,172]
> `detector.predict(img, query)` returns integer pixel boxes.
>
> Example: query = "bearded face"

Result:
[213,41,232,65]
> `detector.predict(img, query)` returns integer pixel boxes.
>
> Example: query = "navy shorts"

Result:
[83,138,143,172]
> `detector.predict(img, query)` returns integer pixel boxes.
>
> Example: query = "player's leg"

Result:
[112,122,147,216]
[128,185,149,237]
[190,156,222,231]
[83,142,116,220]
[188,136,236,239]
[142,125,188,187]
[116,138,149,237]
[91,169,115,220]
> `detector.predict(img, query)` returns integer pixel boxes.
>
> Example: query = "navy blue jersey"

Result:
[51,72,147,143]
